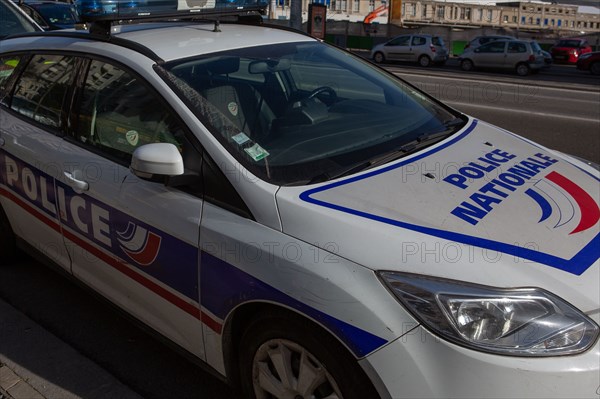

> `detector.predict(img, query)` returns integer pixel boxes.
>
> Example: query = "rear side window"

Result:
[432,37,444,46]
[412,36,426,46]
[11,54,77,128]
[508,42,527,53]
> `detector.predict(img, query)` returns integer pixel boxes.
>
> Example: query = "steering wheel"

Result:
[306,86,337,104]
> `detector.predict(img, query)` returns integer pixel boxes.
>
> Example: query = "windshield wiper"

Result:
[305,118,465,185]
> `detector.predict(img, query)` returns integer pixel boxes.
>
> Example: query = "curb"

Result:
[0,363,44,399]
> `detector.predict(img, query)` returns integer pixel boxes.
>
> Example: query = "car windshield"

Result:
[159,41,464,185]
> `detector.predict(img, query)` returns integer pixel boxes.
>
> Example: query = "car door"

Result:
[384,35,411,61]
[506,41,528,69]
[474,41,507,68]
[0,53,75,270]
[60,57,206,359]
[409,35,427,62]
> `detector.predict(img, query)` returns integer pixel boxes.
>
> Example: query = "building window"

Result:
[353,0,359,12]
[437,6,445,19]
[520,16,525,24]
[513,16,517,23]
[465,7,471,19]
[453,7,458,20]
[477,8,483,21]
[536,18,540,25]
[503,15,508,23]
[422,4,428,18]
[528,17,533,24]
[487,9,493,22]
[368,0,374,12]
[544,18,548,26]
[408,3,416,17]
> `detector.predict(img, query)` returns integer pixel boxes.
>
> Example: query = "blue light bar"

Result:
[78,0,268,22]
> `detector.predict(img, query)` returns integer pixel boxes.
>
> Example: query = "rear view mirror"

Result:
[130,143,184,180]
[248,59,291,74]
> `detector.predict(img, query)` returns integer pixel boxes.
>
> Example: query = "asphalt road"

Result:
[0,61,598,399]
[384,60,600,163]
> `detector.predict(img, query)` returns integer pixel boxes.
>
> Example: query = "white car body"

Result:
[0,15,598,399]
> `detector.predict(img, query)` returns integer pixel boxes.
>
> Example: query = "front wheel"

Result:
[373,52,385,64]
[461,59,474,71]
[590,62,600,75]
[238,310,380,399]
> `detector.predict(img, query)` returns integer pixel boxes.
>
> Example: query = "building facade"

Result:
[270,0,600,33]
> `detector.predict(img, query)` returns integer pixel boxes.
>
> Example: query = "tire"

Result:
[238,309,380,399]
[0,205,18,265]
[516,63,530,76]
[373,52,385,64]
[590,62,600,76]
[418,55,431,67]
[461,59,474,71]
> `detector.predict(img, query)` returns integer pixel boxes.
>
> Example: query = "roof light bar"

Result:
[78,0,268,22]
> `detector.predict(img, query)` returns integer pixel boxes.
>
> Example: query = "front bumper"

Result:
[362,325,600,398]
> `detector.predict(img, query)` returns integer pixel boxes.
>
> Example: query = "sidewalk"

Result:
[0,298,143,399]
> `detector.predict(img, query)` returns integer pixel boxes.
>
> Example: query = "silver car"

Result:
[459,39,546,76]
[371,34,449,67]
[463,35,516,51]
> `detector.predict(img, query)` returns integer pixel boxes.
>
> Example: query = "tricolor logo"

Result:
[117,222,162,266]
[525,171,600,235]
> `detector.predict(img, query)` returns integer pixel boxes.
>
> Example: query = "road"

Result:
[0,62,598,399]
[385,61,600,163]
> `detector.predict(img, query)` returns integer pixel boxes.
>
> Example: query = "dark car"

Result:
[576,52,600,75]
[18,0,78,30]
[550,38,592,64]
[1,0,42,38]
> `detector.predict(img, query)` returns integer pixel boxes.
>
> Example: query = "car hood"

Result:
[276,119,600,315]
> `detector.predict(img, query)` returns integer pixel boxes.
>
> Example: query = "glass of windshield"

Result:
[160,41,465,185]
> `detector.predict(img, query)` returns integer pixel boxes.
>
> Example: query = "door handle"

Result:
[64,171,89,193]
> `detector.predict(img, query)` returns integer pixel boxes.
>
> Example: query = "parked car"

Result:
[0,0,42,39]
[576,51,600,75]
[371,34,449,67]
[550,38,592,63]
[463,35,516,51]
[459,39,546,76]
[541,49,553,67]
[17,0,79,30]
[1,1,599,398]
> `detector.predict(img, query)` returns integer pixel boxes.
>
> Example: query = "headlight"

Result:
[378,272,599,356]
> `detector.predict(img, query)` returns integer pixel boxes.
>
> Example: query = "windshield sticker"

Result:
[126,130,139,146]
[244,143,269,161]
[232,132,250,146]
[227,102,239,116]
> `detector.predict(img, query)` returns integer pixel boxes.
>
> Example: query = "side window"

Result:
[0,56,21,91]
[387,36,410,46]
[76,60,185,163]
[411,36,426,46]
[508,42,527,53]
[479,42,506,53]
[11,54,76,129]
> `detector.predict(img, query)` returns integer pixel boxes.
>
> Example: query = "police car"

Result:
[0,1,599,398]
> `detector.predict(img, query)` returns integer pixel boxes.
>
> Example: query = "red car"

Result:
[550,38,592,63]
[576,51,600,75]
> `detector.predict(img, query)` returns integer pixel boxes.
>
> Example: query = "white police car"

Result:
[0,1,599,398]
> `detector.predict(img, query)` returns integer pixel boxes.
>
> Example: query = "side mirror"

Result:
[130,143,184,180]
